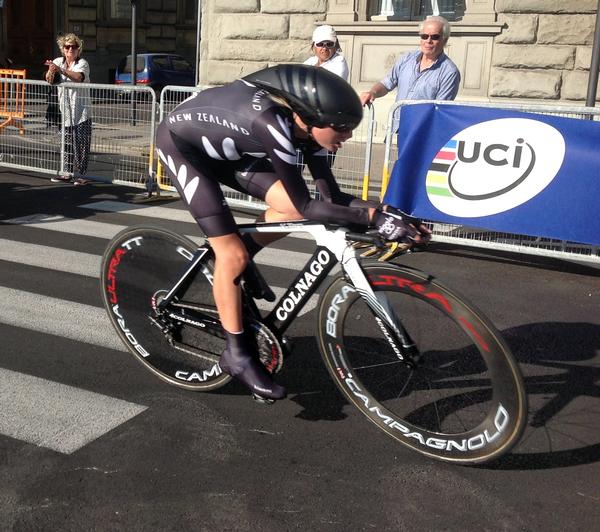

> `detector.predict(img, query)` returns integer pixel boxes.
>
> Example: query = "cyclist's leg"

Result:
[235,165,304,250]
[156,124,244,328]
[209,233,247,333]
[156,126,285,400]
[231,159,303,251]
[209,234,285,399]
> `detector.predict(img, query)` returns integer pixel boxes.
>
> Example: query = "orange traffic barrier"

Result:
[0,68,26,134]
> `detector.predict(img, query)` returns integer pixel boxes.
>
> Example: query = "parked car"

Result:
[114,53,195,95]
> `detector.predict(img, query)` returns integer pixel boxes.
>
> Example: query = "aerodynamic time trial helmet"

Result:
[243,64,363,131]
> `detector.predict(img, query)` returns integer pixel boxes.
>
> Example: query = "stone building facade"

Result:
[0,0,198,83]
[492,0,599,101]
[1,0,597,104]
[199,0,599,125]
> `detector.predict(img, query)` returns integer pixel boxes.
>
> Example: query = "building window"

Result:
[371,0,465,21]
[111,0,131,19]
[184,0,196,21]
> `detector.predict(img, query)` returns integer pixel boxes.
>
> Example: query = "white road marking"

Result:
[0,368,147,454]
[3,214,324,273]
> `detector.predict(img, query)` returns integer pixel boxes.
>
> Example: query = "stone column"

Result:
[463,0,496,23]
[326,0,358,23]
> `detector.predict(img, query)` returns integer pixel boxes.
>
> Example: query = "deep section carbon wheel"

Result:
[100,225,230,391]
[318,263,527,464]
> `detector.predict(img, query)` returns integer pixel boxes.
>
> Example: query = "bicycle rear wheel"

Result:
[100,225,230,391]
[318,263,527,465]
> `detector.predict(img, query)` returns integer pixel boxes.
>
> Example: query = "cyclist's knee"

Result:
[211,236,249,277]
[266,204,304,221]
[279,207,304,220]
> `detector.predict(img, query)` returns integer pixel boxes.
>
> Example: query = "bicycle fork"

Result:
[344,257,421,368]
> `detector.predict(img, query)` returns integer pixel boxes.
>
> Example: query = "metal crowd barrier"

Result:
[0,78,374,210]
[2,76,596,264]
[0,78,156,188]
[0,69,26,134]
[379,100,600,264]
[0,78,61,175]
[84,83,156,188]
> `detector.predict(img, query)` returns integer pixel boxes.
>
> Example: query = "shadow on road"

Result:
[0,172,178,223]
[283,319,600,471]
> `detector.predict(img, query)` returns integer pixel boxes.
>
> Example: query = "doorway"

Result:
[6,0,54,77]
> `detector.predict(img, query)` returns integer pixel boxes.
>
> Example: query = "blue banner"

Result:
[383,103,600,246]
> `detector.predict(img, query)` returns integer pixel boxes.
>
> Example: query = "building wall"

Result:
[199,0,600,108]
[492,0,599,101]
[199,0,326,85]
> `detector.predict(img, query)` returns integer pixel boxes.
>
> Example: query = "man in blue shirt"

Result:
[360,15,460,124]
[358,16,459,260]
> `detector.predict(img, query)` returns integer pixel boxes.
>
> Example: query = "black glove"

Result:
[373,206,421,242]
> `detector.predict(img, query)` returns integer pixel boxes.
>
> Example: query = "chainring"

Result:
[246,319,284,374]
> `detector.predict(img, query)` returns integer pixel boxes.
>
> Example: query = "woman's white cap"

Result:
[312,25,337,44]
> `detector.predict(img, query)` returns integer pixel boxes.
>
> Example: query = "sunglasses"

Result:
[63,44,79,50]
[330,123,355,132]
[419,33,441,41]
[315,41,335,49]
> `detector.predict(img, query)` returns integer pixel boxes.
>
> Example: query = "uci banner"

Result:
[383,103,600,246]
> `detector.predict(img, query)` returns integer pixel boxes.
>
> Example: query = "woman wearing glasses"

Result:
[303,25,349,168]
[359,16,460,109]
[303,25,349,81]
[44,33,92,186]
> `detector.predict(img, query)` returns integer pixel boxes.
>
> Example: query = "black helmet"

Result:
[243,64,362,130]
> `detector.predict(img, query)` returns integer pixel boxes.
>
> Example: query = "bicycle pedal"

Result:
[252,393,275,405]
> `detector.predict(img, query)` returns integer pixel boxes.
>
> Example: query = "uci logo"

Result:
[426,118,566,217]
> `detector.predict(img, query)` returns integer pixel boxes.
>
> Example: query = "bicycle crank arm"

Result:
[167,309,224,337]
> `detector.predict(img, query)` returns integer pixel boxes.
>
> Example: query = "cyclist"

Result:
[155,64,431,401]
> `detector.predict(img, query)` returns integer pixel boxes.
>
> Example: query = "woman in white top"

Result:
[44,33,92,185]
[303,25,349,81]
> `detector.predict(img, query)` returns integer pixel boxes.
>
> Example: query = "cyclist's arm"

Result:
[305,149,378,210]
[254,110,373,227]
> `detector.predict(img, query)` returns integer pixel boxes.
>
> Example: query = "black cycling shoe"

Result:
[219,347,286,400]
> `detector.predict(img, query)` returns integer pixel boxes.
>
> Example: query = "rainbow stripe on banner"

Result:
[425,139,456,198]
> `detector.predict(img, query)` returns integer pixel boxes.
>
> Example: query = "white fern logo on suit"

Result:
[156,148,199,204]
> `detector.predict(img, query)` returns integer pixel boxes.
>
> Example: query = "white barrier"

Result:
[0,78,61,175]
[0,79,156,189]
[3,77,596,264]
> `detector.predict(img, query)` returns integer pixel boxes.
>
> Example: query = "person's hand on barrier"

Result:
[360,91,375,107]
[373,205,432,244]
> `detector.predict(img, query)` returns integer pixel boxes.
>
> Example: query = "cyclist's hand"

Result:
[373,206,431,244]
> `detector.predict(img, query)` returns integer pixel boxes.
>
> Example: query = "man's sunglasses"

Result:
[315,41,335,49]
[63,44,80,50]
[419,33,441,41]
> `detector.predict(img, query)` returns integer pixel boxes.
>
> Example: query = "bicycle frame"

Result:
[156,220,418,360]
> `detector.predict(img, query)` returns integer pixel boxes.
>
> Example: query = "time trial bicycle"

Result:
[100,220,527,465]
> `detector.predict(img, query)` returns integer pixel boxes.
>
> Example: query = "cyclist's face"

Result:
[311,126,353,151]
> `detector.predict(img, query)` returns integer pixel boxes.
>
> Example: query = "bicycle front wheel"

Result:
[318,263,527,465]
[100,225,230,391]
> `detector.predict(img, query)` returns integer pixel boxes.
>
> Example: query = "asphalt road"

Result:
[1,171,599,531]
